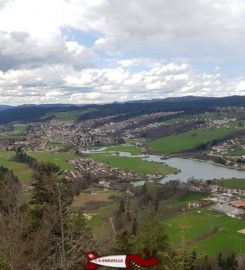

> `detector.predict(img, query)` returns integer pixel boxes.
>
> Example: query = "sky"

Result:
[0,0,245,105]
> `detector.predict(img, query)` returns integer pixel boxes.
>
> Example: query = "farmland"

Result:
[216,179,245,190]
[0,124,27,139]
[0,151,33,183]
[163,209,245,257]
[90,153,177,177]
[28,151,80,170]
[105,144,142,155]
[149,128,236,154]
[72,188,119,209]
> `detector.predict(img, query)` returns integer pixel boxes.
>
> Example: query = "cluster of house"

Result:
[202,118,237,129]
[67,158,139,187]
[183,181,245,220]
[207,137,245,169]
[0,111,182,152]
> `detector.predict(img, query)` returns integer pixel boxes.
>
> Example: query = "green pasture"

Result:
[28,151,80,170]
[0,125,27,139]
[105,144,142,155]
[163,210,245,257]
[0,151,33,183]
[216,179,245,190]
[149,128,236,154]
[90,153,177,178]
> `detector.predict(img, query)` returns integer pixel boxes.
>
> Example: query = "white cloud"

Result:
[0,62,244,105]
[0,0,245,104]
[0,31,95,71]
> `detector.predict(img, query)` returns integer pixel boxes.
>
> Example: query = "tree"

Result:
[135,214,169,256]
[0,167,28,270]
[131,218,138,236]
[161,249,204,270]
[28,162,94,270]
[115,231,134,254]
[117,200,125,216]
[218,252,238,270]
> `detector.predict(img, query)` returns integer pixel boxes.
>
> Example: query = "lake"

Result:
[117,152,245,184]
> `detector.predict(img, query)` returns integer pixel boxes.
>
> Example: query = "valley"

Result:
[0,96,244,266]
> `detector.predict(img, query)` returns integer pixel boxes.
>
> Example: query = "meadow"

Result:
[0,151,81,182]
[0,124,27,139]
[72,188,119,208]
[90,153,177,177]
[216,179,245,190]
[105,144,142,155]
[0,151,33,183]
[149,128,236,154]
[163,209,245,257]
[28,151,80,170]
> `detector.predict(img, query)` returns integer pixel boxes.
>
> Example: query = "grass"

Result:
[157,192,207,216]
[105,144,142,155]
[149,128,236,154]
[0,125,27,139]
[87,203,118,242]
[72,188,119,208]
[28,151,80,170]
[0,151,33,183]
[229,120,245,128]
[90,153,177,178]
[228,148,245,156]
[0,151,80,182]
[215,179,245,190]
[163,210,245,257]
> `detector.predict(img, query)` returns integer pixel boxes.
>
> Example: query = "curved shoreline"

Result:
[158,154,245,172]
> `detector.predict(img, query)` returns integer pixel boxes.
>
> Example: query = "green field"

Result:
[149,128,236,154]
[228,148,245,156]
[163,210,245,257]
[0,151,33,183]
[0,125,27,139]
[0,151,80,182]
[90,153,177,177]
[105,144,142,155]
[28,151,80,170]
[72,188,119,208]
[87,203,118,243]
[216,179,245,190]
[229,119,245,128]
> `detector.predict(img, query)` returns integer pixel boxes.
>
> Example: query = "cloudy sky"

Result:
[0,0,245,105]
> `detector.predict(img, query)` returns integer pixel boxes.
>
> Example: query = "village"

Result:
[179,180,245,220]
[0,111,181,152]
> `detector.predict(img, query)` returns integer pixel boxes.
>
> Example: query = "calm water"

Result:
[83,148,245,185]
[117,152,245,184]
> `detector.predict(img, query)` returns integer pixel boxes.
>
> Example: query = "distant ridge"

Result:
[0,95,244,125]
[0,105,12,111]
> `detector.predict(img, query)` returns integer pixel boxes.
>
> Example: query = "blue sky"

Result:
[0,0,245,105]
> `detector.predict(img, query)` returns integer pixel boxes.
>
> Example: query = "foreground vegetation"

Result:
[0,164,93,269]
[0,151,33,183]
